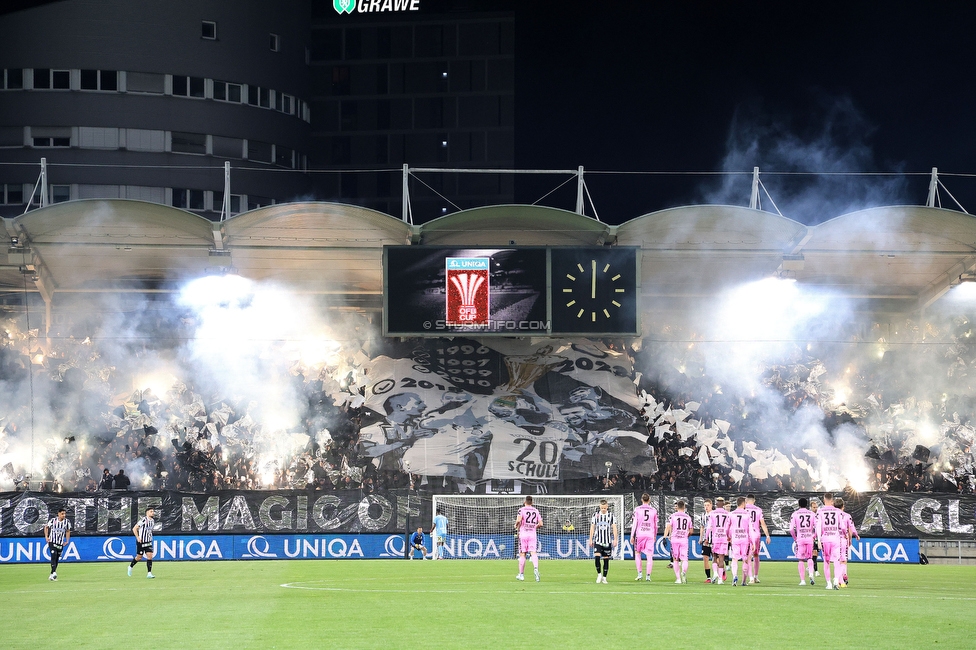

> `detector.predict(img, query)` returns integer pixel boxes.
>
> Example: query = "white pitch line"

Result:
[278,582,976,600]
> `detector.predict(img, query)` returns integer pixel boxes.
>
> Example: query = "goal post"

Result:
[432,494,626,560]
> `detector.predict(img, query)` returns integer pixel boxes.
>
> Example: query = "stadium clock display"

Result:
[549,247,639,335]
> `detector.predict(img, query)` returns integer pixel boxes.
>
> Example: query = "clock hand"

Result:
[591,259,596,299]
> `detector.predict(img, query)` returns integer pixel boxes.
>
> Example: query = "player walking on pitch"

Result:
[728,497,752,586]
[664,500,693,583]
[128,506,156,578]
[630,493,658,581]
[515,495,543,582]
[431,509,449,560]
[815,492,842,589]
[706,497,731,584]
[700,498,713,583]
[789,497,816,585]
[589,499,617,583]
[836,498,859,587]
[744,493,770,583]
[44,506,71,581]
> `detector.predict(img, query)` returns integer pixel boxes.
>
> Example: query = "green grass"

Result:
[2,560,974,649]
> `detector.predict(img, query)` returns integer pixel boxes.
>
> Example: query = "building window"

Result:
[202,21,217,40]
[275,145,294,168]
[279,93,293,115]
[2,184,25,204]
[270,33,280,52]
[126,71,164,94]
[80,69,118,91]
[213,80,243,103]
[331,66,350,95]
[260,87,271,109]
[125,128,165,152]
[3,69,24,89]
[171,131,207,155]
[31,126,72,148]
[51,185,70,203]
[173,188,205,210]
[212,135,244,159]
[33,69,69,90]
[247,140,273,164]
[173,75,205,98]
[214,191,243,214]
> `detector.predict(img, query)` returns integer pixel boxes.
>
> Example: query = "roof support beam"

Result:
[917,253,976,310]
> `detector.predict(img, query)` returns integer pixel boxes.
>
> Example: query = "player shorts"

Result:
[701,543,712,557]
[839,540,849,561]
[137,541,153,555]
[711,538,729,555]
[48,542,63,553]
[633,536,655,556]
[670,539,688,562]
[412,543,425,550]
[730,540,751,560]
[519,534,537,554]
[821,540,840,563]
[749,535,761,555]
[594,543,612,557]
[794,539,814,560]
[434,535,445,545]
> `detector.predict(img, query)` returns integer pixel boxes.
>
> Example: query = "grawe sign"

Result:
[334,0,420,14]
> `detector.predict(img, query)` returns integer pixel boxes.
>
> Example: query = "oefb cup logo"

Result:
[446,257,489,325]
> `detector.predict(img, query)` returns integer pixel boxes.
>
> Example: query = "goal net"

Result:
[431,494,626,560]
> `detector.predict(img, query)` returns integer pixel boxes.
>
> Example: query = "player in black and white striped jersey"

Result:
[44,506,72,581]
[588,499,618,584]
[128,507,157,579]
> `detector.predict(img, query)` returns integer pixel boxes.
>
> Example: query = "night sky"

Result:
[511,1,976,224]
[5,1,975,224]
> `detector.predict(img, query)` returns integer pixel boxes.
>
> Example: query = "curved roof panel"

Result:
[419,205,609,246]
[224,202,411,247]
[616,205,807,296]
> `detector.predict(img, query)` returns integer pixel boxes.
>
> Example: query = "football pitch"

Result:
[2,560,974,649]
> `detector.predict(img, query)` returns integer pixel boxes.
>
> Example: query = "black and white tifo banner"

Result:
[0,490,974,539]
[359,339,656,482]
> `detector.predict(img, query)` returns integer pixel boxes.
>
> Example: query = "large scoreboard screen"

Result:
[383,246,640,337]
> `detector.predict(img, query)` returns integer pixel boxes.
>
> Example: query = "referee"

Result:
[588,499,618,584]
[128,506,156,579]
[44,506,72,581]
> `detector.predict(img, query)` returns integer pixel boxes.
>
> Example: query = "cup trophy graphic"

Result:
[501,345,567,393]
[446,257,490,327]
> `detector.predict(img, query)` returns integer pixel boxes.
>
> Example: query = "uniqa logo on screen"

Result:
[334,0,421,14]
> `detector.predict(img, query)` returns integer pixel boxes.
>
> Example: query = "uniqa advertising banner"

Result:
[0,533,917,564]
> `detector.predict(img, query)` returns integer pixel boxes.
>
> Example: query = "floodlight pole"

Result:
[402,163,412,224]
[576,166,585,215]
[926,167,938,208]
[221,161,231,221]
[749,166,760,210]
[39,157,48,208]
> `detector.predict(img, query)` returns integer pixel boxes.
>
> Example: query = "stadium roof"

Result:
[3,200,976,315]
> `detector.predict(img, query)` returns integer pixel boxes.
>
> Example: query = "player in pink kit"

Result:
[630,493,659,582]
[515,495,543,582]
[789,497,816,585]
[706,497,731,584]
[664,500,693,584]
[836,498,859,588]
[744,494,771,584]
[815,492,843,590]
[728,497,752,587]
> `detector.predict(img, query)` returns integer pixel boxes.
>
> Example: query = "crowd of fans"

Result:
[1,308,975,495]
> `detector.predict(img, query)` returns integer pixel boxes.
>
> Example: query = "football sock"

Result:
[530,554,538,570]
[705,568,711,579]
[594,556,602,573]
[147,560,152,572]
[130,559,138,567]
[798,561,805,580]
[602,558,609,577]
[518,556,525,574]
